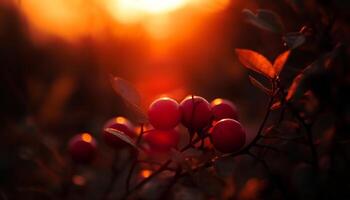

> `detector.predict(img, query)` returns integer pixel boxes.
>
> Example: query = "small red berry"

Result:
[148,97,181,130]
[103,117,136,148]
[211,98,239,121]
[211,119,246,153]
[180,95,212,130]
[143,129,180,152]
[68,133,97,164]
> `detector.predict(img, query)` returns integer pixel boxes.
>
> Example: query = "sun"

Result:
[118,0,187,14]
[107,0,190,23]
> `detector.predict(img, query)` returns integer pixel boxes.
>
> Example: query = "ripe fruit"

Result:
[180,95,212,130]
[211,119,246,153]
[148,97,181,130]
[143,129,180,152]
[211,98,239,121]
[103,116,136,148]
[68,133,97,164]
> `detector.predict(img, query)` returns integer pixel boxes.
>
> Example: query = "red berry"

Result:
[148,97,181,130]
[180,95,212,130]
[211,98,239,121]
[68,133,97,164]
[103,117,136,148]
[143,129,180,152]
[211,119,246,153]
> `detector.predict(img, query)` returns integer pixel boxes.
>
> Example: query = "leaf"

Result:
[110,76,147,122]
[273,50,291,75]
[105,128,140,150]
[243,9,284,33]
[283,32,306,49]
[285,54,329,102]
[270,101,282,110]
[235,49,275,78]
[248,76,272,95]
[110,76,141,106]
[286,73,303,101]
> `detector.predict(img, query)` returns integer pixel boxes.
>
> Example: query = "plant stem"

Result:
[286,102,318,170]
[125,160,138,193]
[277,81,319,170]
[122,134,207,199]
[101,153,120,200]
[239,95,275,153]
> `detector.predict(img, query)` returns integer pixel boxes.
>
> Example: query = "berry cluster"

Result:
[67,95,246,163]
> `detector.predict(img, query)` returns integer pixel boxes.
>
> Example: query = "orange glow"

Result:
[115,116,127,124]
[72,175,86,186]
[109,0,188,16]
[212,98,224,106]
[141,169,152,178]
[18,0,231,40]
[81,133,92,143]
[135,124,153,136]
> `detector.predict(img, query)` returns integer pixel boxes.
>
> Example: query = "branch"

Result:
[286,101,318,171]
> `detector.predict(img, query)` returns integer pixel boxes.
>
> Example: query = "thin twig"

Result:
[122,134,208,199]
[101,154,121,200]
[286,102,318,170]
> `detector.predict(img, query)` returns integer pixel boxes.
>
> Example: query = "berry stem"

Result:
[286,101,319,171]
[277,82,319,171]
[101,153,121,200]
[122,134,207,199]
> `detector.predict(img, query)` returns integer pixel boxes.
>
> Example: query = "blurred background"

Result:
[1,0,350,199]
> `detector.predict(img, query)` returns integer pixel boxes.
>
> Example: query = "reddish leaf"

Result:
[286,73,303,101]
[270,101,282,110]
[248,75,272,95]
[110,76,147,122]
[110,76,141,106]
[235,49,275,78]
[273,50,291,75]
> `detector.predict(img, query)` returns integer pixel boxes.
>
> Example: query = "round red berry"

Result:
[143,129,180,152]
[68,133,97,164]
[180,95,212,130]
[211,98,239,121]
[211,119,246,153]
[103,117,136,148]
[148,97,181,130]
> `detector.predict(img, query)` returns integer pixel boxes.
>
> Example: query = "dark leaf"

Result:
[286,54,330,102]
[235,49,275,78]
[110,76,147,122]
[248,76,272,95]
[283,32,306,49]
[105,128,140,150]
[110,76,141,106]
[243,9,284,33]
